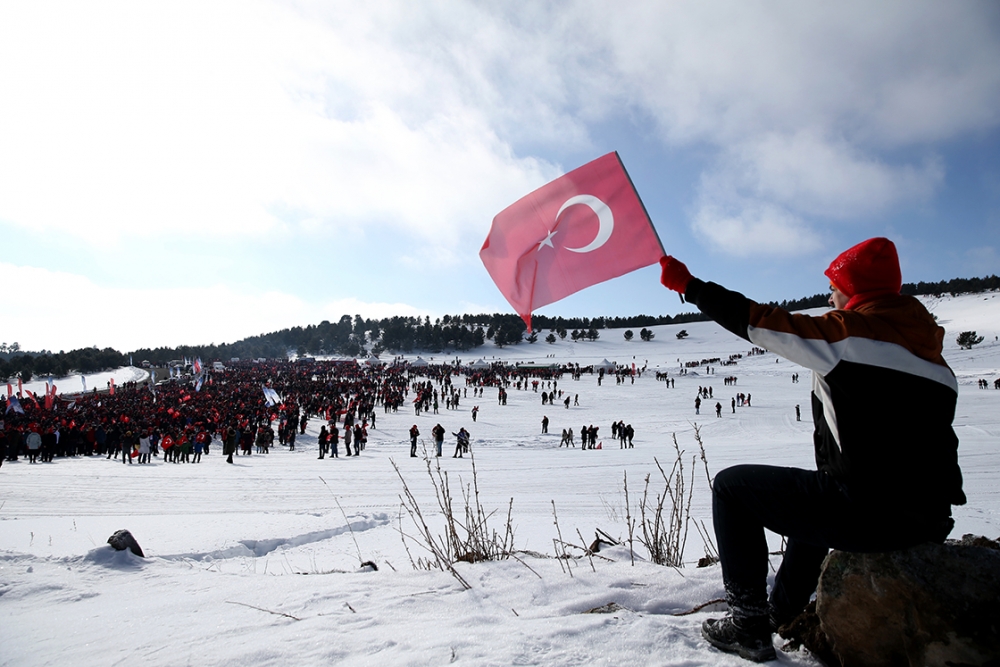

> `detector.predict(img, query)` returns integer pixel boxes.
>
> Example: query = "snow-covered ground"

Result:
[17,366,150,399]
[2,292,998,667]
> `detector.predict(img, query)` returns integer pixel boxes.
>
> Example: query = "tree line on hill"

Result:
[2,274,996,381]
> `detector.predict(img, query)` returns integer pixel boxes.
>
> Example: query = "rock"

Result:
[814,535,1000,667]
[697,554,720,568]
[107,529,144,557]
[583,602,625,614]
[587,538,616,553]
[776,601,839,667]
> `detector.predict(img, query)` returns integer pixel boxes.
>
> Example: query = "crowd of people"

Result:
[0,359,407,465]
[1,346,796,467]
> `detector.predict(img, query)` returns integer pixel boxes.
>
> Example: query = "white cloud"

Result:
[0,1,562,253]
[689,131,944,255]
[1,0,998,268]
[556,1,1000,255]
[587,1,1000,146]
[691,201,823,258]
[0,262,427,352]
[730,132,944,219]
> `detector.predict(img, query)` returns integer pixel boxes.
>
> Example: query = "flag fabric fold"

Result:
[480,151,664,329]
[262,385,281,407]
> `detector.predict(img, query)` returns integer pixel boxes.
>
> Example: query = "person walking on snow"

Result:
[329,424,339,458]
[317,425,328,459]
[659,238,965,663]
[223,427,236,464]
[431,423,445,458]
[452,427,470,457]
[409,424,420,457]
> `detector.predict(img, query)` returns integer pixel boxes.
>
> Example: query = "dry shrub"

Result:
[393,450,514,589]
[626,425,716,567]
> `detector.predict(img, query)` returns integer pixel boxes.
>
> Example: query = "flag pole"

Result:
[614,152,684,303]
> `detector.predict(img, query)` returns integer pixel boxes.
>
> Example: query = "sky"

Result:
[2,1,1000,354]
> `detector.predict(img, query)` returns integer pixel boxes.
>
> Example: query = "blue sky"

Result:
[2,1,999,353]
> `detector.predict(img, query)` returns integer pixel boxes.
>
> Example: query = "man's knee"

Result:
[712,464,759,497]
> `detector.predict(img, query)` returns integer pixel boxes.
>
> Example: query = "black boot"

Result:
[701,615,776,662]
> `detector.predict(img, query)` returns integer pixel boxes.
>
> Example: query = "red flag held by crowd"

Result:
[480,152,664,329]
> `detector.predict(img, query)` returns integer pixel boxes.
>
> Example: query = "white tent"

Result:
[594,359,617,371]
[468,359,490,369]
[409,357,429,367]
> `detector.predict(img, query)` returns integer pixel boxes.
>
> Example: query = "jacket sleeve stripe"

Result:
[748,325,845,374]
[748,326,958,392]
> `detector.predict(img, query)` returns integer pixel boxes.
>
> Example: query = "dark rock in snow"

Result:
[811,535,1000,667]
[775,601,838,666]
[107,529,144,557]
[583,602,625,614]
[587,538,616,553]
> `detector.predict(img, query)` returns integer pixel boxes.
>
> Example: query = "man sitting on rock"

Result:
[659,238,965,662]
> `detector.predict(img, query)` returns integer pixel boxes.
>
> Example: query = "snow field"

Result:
[1,292,998,666]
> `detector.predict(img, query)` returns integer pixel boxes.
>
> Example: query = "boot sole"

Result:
[702,625,777,663]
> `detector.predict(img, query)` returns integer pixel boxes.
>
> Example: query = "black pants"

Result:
[712,464,949,623]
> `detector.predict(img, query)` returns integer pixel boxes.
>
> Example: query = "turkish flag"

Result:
[480,152,663,329]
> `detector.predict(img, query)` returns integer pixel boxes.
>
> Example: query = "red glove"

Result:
[659,256,693,294]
